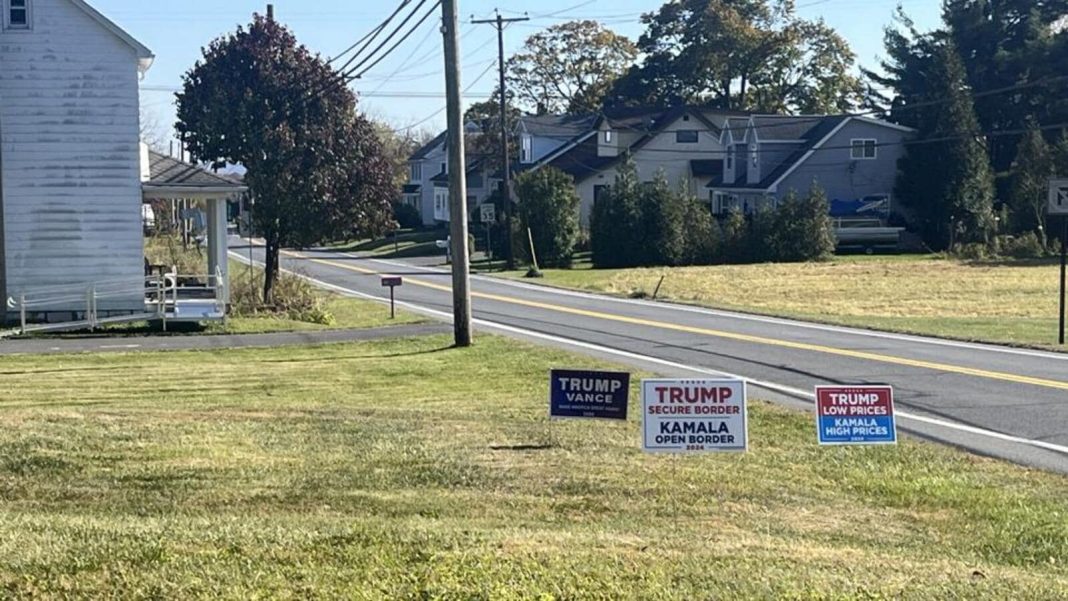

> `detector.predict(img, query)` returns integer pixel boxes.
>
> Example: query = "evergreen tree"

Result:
[1055,130,1068,177]
[721,208,749,264]
[680,191,719,265]
[747,205,778,263]
[895,41,995,250]
[770,183,836,262]
[640,173,688,266]
[1009,123,1054,244]
[515,167,582,268]
[590,158,643,268]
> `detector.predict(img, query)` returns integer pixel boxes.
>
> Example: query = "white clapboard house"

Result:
[0,0,245,332]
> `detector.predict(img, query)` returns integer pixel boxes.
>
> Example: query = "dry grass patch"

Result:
[521,256,1063,347]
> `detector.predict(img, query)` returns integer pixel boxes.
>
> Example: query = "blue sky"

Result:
[94,0,941,140]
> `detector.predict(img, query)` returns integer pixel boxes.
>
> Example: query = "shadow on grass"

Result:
[960,257,1064,268]
[257,345,454,364]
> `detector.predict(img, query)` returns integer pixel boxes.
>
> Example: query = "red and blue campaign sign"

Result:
[816,385,897,445]
[642,379,748,454]
[550,370,630,421]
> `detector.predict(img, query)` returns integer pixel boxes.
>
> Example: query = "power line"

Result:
[391,59,499,132]
[352,1,442,80]
[327,1,411,67]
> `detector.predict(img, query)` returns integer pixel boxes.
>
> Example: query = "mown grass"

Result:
[500,254,1065,349]
[0,334,1064,598]
[329,230,445,258]
[221,260,424,334]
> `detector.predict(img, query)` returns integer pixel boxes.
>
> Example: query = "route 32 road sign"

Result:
[1050,179,1068,216]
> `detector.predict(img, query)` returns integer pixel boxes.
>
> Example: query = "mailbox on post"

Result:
[381,276,403,319]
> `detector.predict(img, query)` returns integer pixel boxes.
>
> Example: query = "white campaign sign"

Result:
[642,379,748,454]
[1050,179,1068,216]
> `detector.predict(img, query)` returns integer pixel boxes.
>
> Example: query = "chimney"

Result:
[267,4,274,20]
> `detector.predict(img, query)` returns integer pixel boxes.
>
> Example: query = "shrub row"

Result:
[590,162,836,268]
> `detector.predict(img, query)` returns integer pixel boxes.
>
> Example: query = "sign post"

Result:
[1049,179,1068,345]
[381,276,403,319]
[549,369,630,421]
[480,204,496,263]
[641,379,748,454]
[815,385,897,445]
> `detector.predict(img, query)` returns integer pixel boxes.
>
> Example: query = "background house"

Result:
[410,106,912,229]
[708,115,914,219]
[535,107,742,223]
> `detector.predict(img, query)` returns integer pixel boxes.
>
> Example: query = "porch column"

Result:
[206,197,230,305]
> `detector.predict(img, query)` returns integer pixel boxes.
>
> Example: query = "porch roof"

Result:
[142,150,248,199]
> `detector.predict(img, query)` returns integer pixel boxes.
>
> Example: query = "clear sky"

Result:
[93,0,941,141]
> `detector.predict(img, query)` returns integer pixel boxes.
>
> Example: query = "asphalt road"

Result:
[234,240,1068,474]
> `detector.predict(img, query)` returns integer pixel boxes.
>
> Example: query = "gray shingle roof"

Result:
[749,115,825,141]
[409,131,448,161]
[518,114,599,137]
[146,150,243,188]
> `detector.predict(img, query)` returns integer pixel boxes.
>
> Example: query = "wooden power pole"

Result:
[472,10,529,271]
[442,0,473,347]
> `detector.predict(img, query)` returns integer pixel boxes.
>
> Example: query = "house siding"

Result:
[630,117,725,193]
[775,120,907,210]
[1,0,145,313]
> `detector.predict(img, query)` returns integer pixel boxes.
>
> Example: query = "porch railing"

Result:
[2,267,227,337]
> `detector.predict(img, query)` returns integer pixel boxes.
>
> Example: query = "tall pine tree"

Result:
[895,41,995,250]
[1009,123,1054,244]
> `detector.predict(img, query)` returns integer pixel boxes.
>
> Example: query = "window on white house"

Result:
[441,162,447,175]
[751,144,758,168]
[603,130,613,143]
[726,148,734,171]
[676,130,699,144]
[6,0,29,29]
[409,163,422,181]
[520,135,533,163]
[851,139,877,159]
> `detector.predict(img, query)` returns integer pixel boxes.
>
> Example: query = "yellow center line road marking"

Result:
[287,251,1068,392]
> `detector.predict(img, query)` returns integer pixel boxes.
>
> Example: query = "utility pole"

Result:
[442,0,473,347]
[472,10,529,271]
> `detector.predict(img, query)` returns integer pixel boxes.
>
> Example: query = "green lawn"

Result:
[217,294,423,334]
[328,230,446,258]
[0,334,1064,598]
[497,254,1067,349]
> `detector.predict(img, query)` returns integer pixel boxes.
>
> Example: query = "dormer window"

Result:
[520,134,533,164]
[603,130,613,144]
[726,148,734,170]
[6,0,30,29]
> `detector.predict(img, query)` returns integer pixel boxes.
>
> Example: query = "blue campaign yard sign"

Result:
[816,385,897,445]
[550,370,630,421]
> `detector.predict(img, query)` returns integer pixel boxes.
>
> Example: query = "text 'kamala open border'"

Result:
[642,379,749,454]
